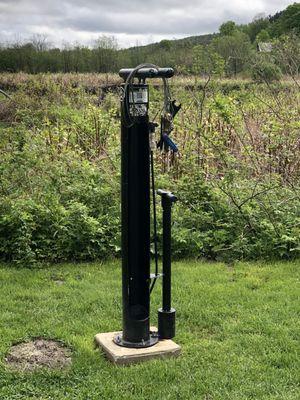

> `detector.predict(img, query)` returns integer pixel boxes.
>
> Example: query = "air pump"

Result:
[113,64,181,348]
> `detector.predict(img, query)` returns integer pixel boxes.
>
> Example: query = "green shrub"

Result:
[0,196,120,266]
[251,60,282,83]
[170,176,300,261]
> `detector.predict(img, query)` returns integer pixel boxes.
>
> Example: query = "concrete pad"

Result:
[94,328,181,365]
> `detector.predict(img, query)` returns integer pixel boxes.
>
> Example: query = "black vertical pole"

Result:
[157,190,177,339]
[114,82,158,348]
[162,196,172,311]
[114,66,177,348]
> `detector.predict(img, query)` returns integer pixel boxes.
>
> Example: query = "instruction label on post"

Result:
[129,87,148,104]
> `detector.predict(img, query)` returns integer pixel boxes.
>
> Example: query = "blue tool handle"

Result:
[162,134,178,152]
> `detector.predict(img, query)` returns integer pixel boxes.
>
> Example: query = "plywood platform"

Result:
[94,329,181,365]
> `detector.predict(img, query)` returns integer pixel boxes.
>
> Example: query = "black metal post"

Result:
[114,66,176,348]
[114,81,158,348]
[157,190,177,339]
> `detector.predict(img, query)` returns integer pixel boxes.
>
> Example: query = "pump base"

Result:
[94,328,181,365]
[158,308,176,339]
[113,331,159,348]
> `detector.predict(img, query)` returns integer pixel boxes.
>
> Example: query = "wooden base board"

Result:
[94,328,181,365]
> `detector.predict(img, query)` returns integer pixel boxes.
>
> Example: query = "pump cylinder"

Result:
[157,190,177,339]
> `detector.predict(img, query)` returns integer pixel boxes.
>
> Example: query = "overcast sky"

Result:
[0,0,294,48]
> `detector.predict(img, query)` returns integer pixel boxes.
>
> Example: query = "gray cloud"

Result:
[0,0,294,47]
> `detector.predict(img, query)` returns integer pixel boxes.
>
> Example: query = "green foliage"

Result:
[0,74,300,265]
[219,21,237,36]
[244,16,270,42]
[211,31,253,76]
[159,39,172,50]
[169,174,300,262]
[0,181,120,266]
[255,29,271,43]
[251,58,282,83]
[273,34,300,76]
[192,45,225,77]
[269,3,300,37]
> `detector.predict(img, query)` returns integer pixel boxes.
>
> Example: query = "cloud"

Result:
[0,0,294,48]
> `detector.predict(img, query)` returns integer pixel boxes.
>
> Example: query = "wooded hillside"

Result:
[0,3,299,76]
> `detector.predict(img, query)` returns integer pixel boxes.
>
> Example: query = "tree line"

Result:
[0,3,299,77]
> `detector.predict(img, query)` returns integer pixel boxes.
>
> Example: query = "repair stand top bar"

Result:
[119,68,174,81]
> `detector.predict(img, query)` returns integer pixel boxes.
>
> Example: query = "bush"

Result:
[0,197,120,266]
[251,60,282,83]
[170,176,300,261]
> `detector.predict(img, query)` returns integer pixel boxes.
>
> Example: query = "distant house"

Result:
[257,42,273,53]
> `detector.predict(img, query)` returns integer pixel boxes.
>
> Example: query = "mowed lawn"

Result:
[0,260,299,400]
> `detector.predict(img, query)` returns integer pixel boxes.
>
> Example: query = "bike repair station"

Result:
[95,64,181,364]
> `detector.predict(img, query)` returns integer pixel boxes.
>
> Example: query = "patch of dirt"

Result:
[53,279,65,286]
[50,274,66,285]
[5,338,72,371]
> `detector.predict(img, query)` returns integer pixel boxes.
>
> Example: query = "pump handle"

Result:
[157,189,177,203]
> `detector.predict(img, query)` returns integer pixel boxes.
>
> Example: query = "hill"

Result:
[0,3,298,74]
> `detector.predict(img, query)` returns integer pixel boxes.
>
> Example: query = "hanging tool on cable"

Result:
[157,90,181,153]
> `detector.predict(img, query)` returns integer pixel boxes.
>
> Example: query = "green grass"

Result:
[0,260,299,400]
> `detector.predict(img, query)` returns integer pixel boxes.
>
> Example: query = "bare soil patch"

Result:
[5,338,72,371]
[53,279,65,286]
